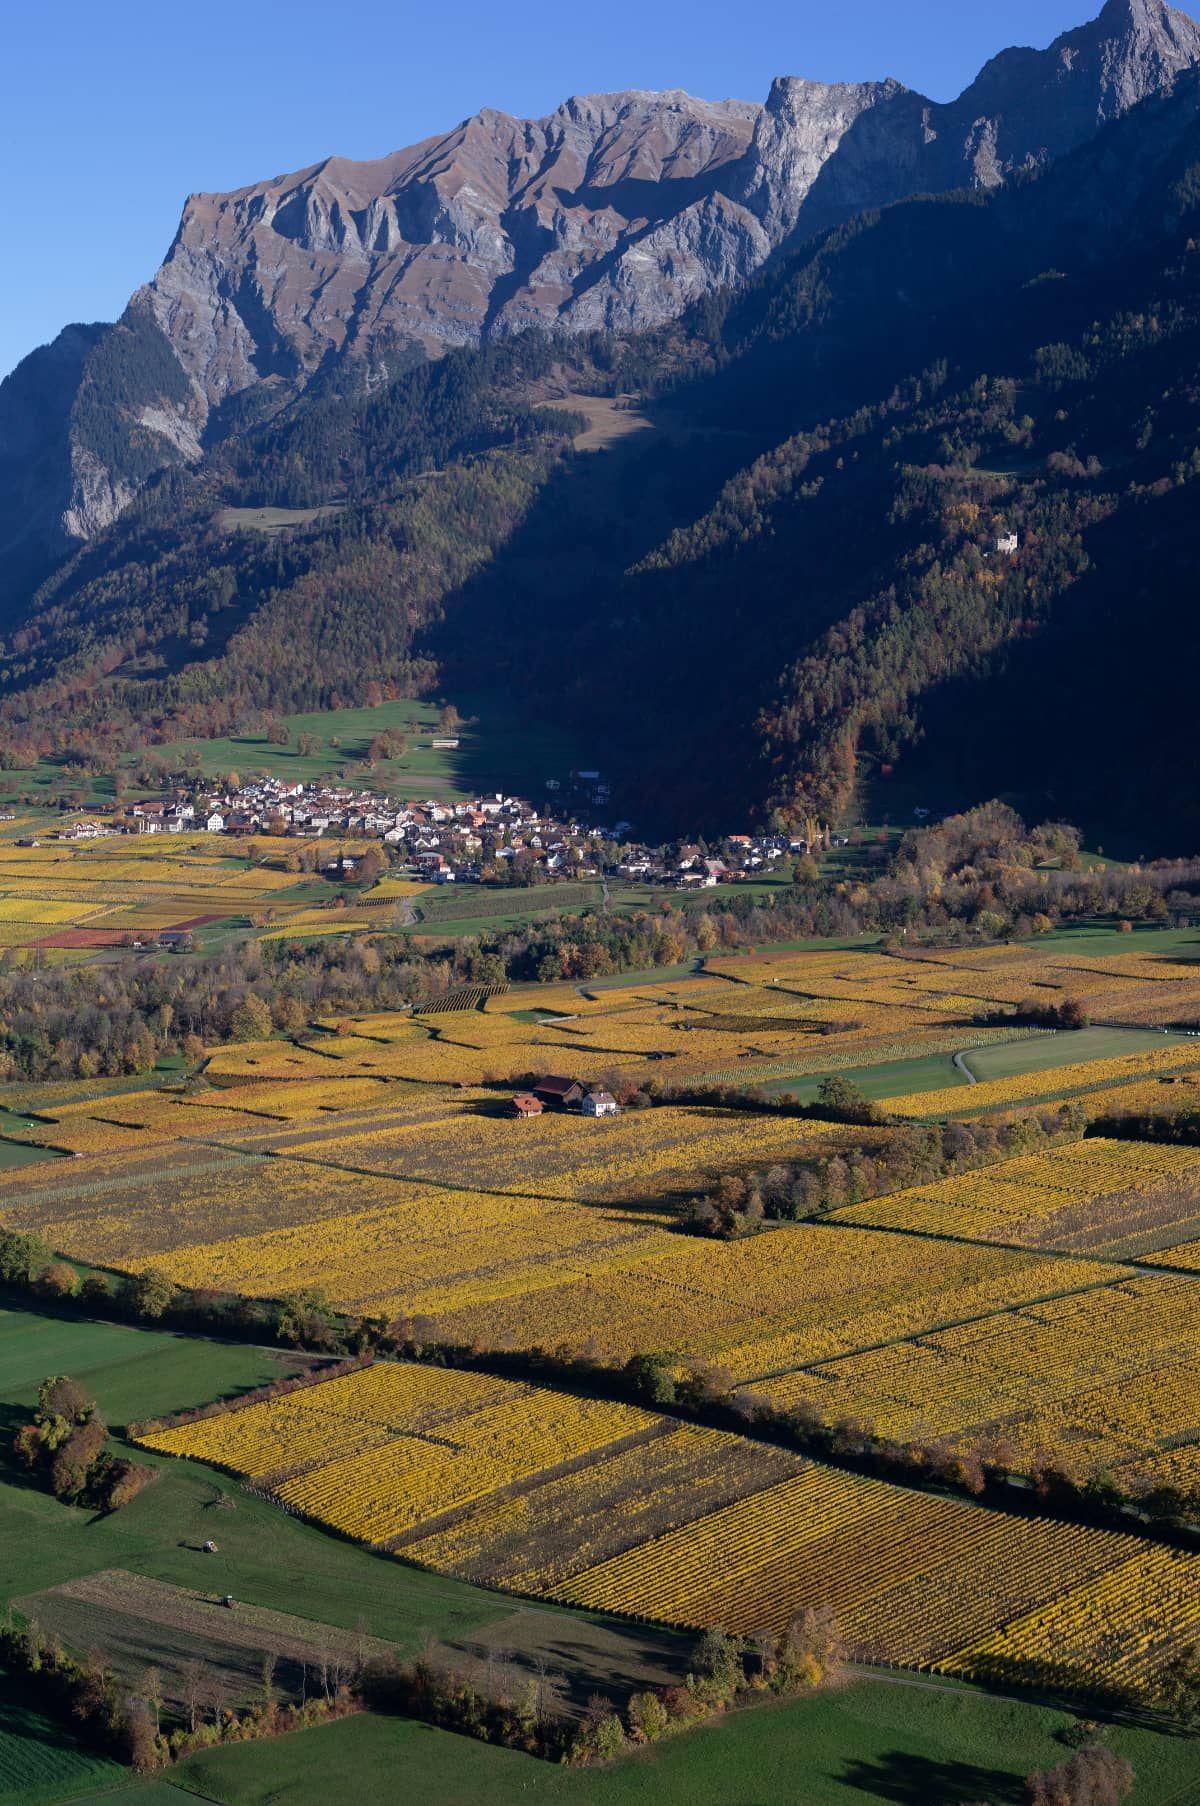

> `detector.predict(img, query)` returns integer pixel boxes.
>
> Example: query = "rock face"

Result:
[3,0,1200,598]
[0,325,104,575]
[737,0,1200,240]
[141,91,766,415]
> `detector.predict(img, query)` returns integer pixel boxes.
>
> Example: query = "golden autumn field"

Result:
[0,828,420,956]
[10,931,1200,1705]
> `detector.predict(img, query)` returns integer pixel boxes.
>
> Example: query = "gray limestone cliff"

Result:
[3,0,1199,607]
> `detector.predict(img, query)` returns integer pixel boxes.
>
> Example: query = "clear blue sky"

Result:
[3,0,1196,377]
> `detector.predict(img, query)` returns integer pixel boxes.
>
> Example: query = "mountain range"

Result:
[2,0,1200,846]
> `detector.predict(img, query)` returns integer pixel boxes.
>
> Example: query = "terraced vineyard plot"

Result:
[123,1190,679,1317]
[142,1363,660,1547]
[834,1138,1200,1249]
[405,1426,808,1591]
[12,1090,319,1156]
[205,1038,420,1081]
[140,1362,520,1482]
[0,828,396,960]
[265,1104,855,1203]
[940,1546,1200,1698]
[887,1045,1200,1119]
[130,1352,1200,1705]
[552,1464,1200,1700]
[755,1271,1200,1476]
[428,1232,1119,1375]
[279,1392,659,1546]
[0,1144,419,1262]
[1144,1234,1200,1271]
[1125,1441,1200,1494]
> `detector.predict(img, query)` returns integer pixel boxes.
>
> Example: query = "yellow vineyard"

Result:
[143,1363,659,1545]
[552,1463,1200,1699]
[754,1272,1200,1476]
[139,1362,1200,1702]
[13,922,1200,1715]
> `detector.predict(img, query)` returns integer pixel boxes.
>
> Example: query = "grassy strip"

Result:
[157,1674,1200,1805]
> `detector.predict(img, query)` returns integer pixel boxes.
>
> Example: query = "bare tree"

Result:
[141,1666,163,1738]
[180,1659,206,1736]
[351,1615,371,1685]
[519,1653,567,1731]
[198,1670,228,1729]
[483,1644,515,1706]
[752,1628,779,1680]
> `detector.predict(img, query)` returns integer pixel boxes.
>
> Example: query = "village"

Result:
[36,773,831,891]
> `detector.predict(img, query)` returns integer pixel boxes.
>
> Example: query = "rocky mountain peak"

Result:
[1099,0,1194,30]
[87,0,1200,419]
[5,0,1200,592]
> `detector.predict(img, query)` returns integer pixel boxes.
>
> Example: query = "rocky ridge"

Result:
[2,0,1199,590]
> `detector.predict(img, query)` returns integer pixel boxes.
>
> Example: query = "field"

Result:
[831,1137,1200,1249]
[756,1269,1200,1476]
[0,1117,1123,1369]
[553,1462,1200,1698]
[0,1309,692,1737]
[0,697,589,815]
[119,1683,1200,1806]
[11,940,1200,1414]
[14,934,1200,1790]
[14,1571,398,1713]
[142,1365,662,1547]
[541,393,657,452]
[0,827,335,959]
[0,1686,122,1805]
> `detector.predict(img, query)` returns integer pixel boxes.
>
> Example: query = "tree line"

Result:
[684,1092,1090,1239]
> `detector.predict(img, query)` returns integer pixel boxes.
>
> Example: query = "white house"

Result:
[205,812,226,833]
[996,532,1020,555]
[582,1091,620,1118]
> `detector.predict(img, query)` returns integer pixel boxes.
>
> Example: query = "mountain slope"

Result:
[2,0,1198,617]
[5,66,1200,850]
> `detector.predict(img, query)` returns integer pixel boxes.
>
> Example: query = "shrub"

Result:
[122,1268,177,1321]
[38,1262,80,1300]
[626,1690,671,1743]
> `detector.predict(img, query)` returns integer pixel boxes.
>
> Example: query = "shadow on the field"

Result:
[444,1603,689,1718]
[840,1751,1022,1804]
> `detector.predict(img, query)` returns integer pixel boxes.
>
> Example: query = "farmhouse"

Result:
[130,802,167,833]
[534,1076,586,1109]
[511,1094,544,1120]
[581,1091,620,1118]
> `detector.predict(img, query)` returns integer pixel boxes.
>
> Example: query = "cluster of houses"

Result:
[49,775,823,891]
[615,835,827,889]
[511,1076,620,1120]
